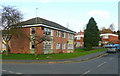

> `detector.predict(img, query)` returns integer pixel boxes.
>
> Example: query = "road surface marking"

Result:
[2,70,6,72]
[8,71,14,73]
[97,62,107,67]
[15,72,22,74]
[83,70,91,74]
[109,58,113,60]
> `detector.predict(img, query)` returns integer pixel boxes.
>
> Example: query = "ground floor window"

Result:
[56,43,60,49]
[30,41,35,49]
[62,44,66,49]
[43,41,52,49]
[68,44,73,49]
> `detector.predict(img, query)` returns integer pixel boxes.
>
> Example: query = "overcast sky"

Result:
[0,0,118,32]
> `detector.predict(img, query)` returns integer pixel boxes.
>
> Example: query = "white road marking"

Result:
[15,72,22,74]
[2,70,7,72]
[83,70,91,74]
[97,62,107,67]
[8,71,14,73]
[109,58,113,60]
[2,70,22,74]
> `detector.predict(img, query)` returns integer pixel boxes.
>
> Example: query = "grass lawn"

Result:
[2,48,107,60]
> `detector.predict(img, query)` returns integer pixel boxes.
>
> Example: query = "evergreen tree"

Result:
[84,17,100,49]
[118,30,120,40]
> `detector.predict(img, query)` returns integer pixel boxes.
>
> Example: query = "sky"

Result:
[0,0,119,32]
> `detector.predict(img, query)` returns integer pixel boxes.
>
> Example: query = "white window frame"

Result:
[56,31,61,37]
[43,28,52,36]
[43,41,52,49]
[56,43,60,49]
[68,44,73,49]
[62,44,66,49]
[77,42,80,45]
[103,35,109,39]
[68,34,73,39]
[30,41,35,49]
[30,27,36,35]
[77,37,80,40]
[62,32,66,38]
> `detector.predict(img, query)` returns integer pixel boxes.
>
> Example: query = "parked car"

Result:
[113,44,120,51]
[103,43,113,48]
[106,46,117,53]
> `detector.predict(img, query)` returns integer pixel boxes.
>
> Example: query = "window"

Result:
[56,31,61,37]
[30,27,35,35]
[103,35,109,39]
[68,34,73,39]
[31,41,35,49]
[62,44,66,49]
[76,42,80,45]
[56,43,60,49]
[43,41,52,49]
[62,32,66,38]
[68,44,73,49]
[43,28,52,36]
[77,37,80,40]
[104,41,108,44]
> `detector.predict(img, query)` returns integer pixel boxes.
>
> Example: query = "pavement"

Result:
[2,50,108,64]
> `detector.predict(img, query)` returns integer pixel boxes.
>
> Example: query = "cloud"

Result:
[87,10,110,19]
[0,0,118,3]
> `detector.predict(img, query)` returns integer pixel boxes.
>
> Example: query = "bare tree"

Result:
[1,6,23,55]
[30,35,52,57]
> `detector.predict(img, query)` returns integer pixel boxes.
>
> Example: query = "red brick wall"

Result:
[10,28,30,54]
[101,35,118,44]
[75,37,84,47]
[10,26,74,54]
[53,30,68,53]
[35,27,44,54]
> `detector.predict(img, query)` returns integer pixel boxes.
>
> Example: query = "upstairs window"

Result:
[62,32,66,38]
[76,37,80,40]
[103,35,109,39]
[56,31,61,37]
[43,28,52,36]
[68,34,73,39]
[30,27,35,35]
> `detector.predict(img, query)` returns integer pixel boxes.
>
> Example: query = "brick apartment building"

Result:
[74,31,84,47]
[75,31,119,47]
[0,31,2,51]
[9,17,76,54]
[100,33,118,45]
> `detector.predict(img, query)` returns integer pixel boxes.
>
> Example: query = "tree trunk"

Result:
[5,42,9,56]
[34,45,38,57]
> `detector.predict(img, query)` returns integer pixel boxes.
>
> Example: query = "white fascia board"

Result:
[23,24,76,34]
[100,34,118,37]
[74,35,84,37]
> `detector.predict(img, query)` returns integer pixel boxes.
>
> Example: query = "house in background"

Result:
[74,31,119,47]
[10,17,76,54]
[0,31,2,51]
[74,31,84,47]
[100,33,118,45]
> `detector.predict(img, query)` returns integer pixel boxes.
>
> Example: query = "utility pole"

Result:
[36,8,38,24]
[66,22,69,28]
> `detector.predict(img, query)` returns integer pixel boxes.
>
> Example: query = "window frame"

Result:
[56,31,61,37]
[56,43,60,49]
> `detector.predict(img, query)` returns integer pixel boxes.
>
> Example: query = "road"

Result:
[2,52,119,75]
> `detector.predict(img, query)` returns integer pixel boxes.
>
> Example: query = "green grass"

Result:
[0,54,2,60]
[2,48,107,60]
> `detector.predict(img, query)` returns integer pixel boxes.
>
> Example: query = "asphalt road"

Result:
[2,52,119,75]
